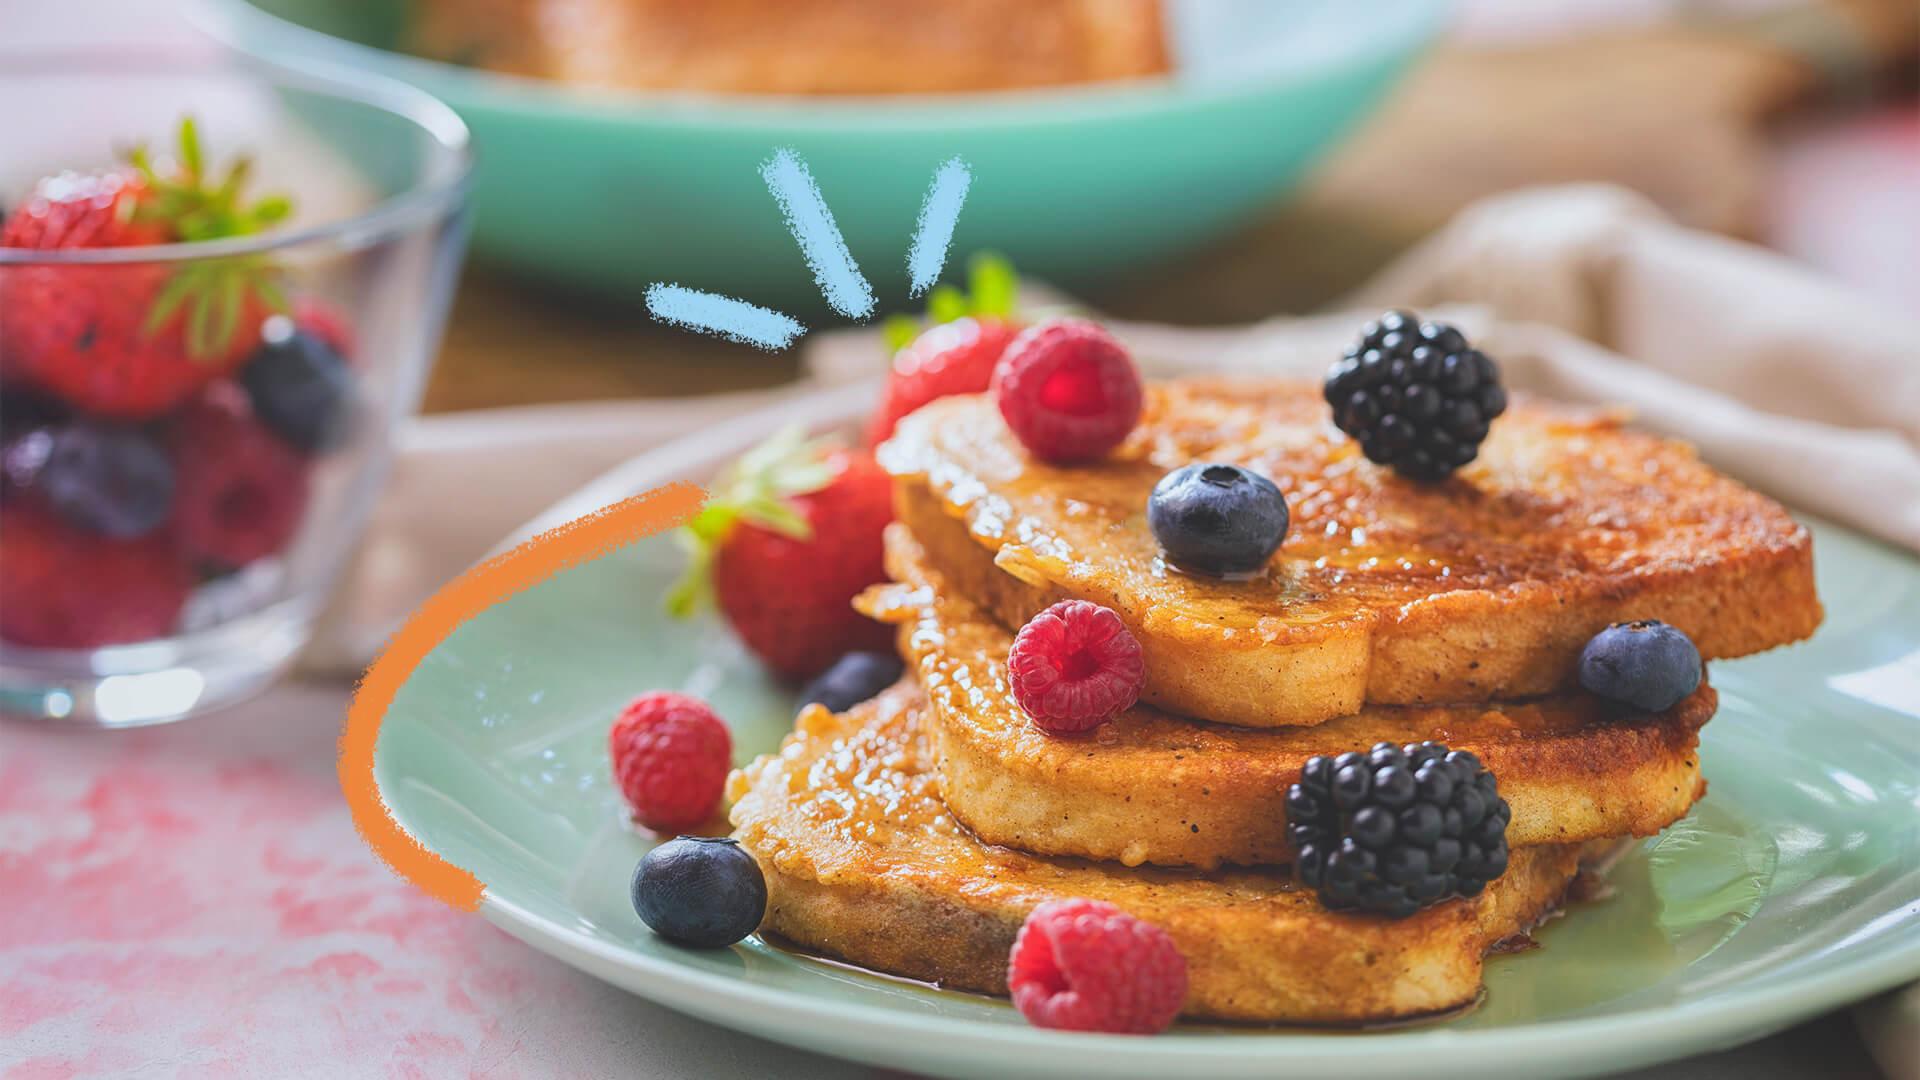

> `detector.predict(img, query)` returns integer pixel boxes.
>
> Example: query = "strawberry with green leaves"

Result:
[0,117,293,419]
[668,426,893,681]
[866,253,1022,447]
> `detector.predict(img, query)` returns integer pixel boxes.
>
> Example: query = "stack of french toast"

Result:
[728,323,1821,1027]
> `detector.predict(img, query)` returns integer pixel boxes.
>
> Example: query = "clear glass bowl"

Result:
[0,56,471,726]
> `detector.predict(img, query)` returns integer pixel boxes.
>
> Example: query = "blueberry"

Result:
[238,319,354,453]
[1577,619,1702,712]
[1,393,71,504]
[797,650,903,713]
[631,836,767,949]
[39,423,174,538]
[0,389,68,437]
[1146,462,1290,577]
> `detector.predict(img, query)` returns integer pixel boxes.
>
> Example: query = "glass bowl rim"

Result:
[0,50,474,266]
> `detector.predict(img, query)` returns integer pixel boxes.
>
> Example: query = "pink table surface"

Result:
[0,685,864,1079]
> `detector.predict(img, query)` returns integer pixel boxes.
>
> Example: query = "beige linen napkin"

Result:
[309,182,1915,1074]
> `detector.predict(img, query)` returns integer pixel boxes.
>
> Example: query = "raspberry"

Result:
[609,692,733,833]
[990,319,1142,463]
[171,384,311,569]
[1006,600,1144,734]
[1008,899,1187,1034]
[0,504,192,648]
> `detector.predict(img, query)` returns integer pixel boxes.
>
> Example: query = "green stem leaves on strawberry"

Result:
[665,429,895,680]
[665,424,840,618]
[142,254,287,359]
[126,116,295,360]
[881,252,1019,354]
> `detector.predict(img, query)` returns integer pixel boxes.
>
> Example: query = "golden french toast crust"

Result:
[882,381,1821,728]
[409,0,1170,95]
[730,686,1591,1024]
[874,524,1714,869]
[898,483,1370,724]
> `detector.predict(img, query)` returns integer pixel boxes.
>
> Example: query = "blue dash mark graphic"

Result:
[643,284,805,351]
[645,151,976,346]
[760,148,876,320]
[906,157,972,297]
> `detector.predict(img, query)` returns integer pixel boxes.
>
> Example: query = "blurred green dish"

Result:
[200,0,1444,312]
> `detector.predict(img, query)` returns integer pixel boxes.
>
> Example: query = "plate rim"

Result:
[386,381,1920,1076]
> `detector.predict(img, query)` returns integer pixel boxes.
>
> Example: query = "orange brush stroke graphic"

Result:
[339,481,708,911]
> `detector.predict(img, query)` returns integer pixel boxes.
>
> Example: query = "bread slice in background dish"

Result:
[879,380,1820,728]
[409,0,1169,95]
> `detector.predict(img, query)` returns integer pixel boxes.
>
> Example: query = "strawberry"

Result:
[867,252,1022,447]
[1,263,272,419]
[865,316,1020,447]
[0,171,169,250]
[0,117,293,419]
[666,427,893,681]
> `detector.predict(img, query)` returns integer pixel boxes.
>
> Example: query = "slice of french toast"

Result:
[409,0,1168,95]
[879,379,1820,728]
[728,681,1596,1025]
[863,523,1711,869]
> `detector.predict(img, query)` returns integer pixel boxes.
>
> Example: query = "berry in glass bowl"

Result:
[0,58,471,726]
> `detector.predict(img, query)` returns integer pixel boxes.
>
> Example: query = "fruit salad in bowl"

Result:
[0,58,470,726]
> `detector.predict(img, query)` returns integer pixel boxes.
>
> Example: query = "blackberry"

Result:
[1287,741,1511,918]
[1324,311,1508,483]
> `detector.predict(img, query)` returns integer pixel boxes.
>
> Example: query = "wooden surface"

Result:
[422,274,799,412]
[419,0,1918,413]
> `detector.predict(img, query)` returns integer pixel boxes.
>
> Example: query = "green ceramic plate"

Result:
[199,0,1444,312]
[376,385,1920,1079]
